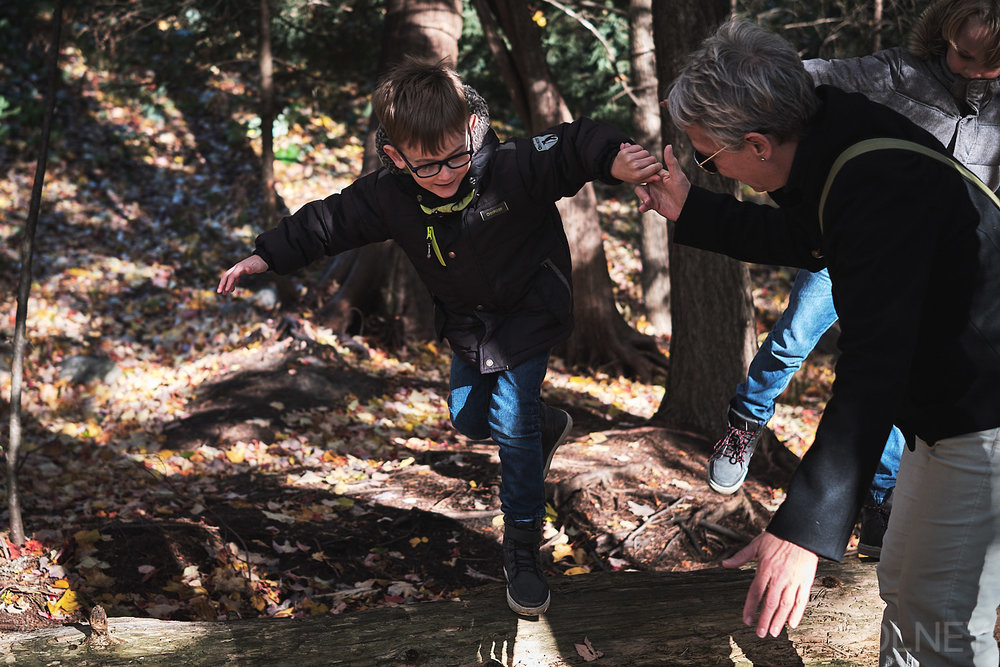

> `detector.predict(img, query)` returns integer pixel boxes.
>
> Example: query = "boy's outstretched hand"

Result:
[217,255,269,294]
[634,145,690,221]
[611,142,664,184]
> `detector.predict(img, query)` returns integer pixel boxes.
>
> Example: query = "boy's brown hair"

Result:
[373,58,470,155]
[910,0,1000,68]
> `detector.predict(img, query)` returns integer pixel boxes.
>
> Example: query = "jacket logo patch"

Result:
[532,133,559,152]
[480,202,509,221]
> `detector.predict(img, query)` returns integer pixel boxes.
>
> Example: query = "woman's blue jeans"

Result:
[448,350,550,521]
[732,268,904,504]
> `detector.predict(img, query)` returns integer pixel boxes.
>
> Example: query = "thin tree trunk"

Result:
[310,0,462,343]
[629,0,671,337]
[8,0,64,546]
[873,0,884,52]
[650,0,757,436]
[475,0,667,380]
[259,0,276,222]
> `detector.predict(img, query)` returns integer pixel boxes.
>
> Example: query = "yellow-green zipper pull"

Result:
[425,226,447,266]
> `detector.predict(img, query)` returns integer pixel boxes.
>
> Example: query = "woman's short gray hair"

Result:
[666,19,818,148]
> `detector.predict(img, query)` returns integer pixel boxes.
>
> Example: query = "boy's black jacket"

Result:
[675,85,1000,560]
[253,117,627,374]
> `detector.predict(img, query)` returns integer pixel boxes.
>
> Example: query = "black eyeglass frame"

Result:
[398,126,474,178]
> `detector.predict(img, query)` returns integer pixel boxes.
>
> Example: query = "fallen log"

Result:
[0,559,919,666]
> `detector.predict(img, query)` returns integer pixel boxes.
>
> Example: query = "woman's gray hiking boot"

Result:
[540,404,572,479]
[707,409,764,494]
[502,518,550,616]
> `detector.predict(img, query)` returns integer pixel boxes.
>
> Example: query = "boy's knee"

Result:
[450,411,491,440]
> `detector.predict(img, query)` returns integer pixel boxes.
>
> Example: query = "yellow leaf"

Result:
[551,543,574,563]
[226,446,246,464]
[531,10,547,27]
[563,566,591,576]
[74,529,102,547]
[47,590,81,616]
[52,579,71,589]
[492,514,505,527]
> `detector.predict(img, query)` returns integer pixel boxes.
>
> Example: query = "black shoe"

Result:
[502,518,550,615]
[540,404,572,479]
[707,408,764,494]
[858,488,893,560]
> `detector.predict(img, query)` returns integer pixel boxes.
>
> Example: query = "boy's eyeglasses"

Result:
[693,144,728,174]
[399,127,474,178]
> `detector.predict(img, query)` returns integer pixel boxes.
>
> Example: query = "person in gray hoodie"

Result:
[707,0,1000,559]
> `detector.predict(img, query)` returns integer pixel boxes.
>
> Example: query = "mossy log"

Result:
[0,559,896,666]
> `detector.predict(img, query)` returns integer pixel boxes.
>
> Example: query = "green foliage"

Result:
[458,0,635,132]
[537,0,633,128]
[0,96,22,142]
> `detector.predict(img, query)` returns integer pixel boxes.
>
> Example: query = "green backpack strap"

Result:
[818,137,1000,233]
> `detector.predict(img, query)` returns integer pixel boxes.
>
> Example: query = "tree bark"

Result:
[475,0,667,380]
[258,0,276,223]
[650,0,757,437]
[2,561,899,665]
[629,0,671,338]
[309,0,463,343]
[7,0,63,546]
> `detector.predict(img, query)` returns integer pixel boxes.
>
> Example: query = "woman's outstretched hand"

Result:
[634,145,691,221]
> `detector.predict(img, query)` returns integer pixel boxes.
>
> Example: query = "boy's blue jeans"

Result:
[732,268,904,504]
[448,350,550,522]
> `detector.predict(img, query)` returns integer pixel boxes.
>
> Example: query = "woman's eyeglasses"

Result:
[693,144,728,174]
[399,127,474,178]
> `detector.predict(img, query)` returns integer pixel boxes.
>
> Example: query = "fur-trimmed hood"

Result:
[908,0,951,60]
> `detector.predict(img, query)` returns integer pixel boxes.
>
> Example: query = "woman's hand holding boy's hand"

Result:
[634,145,690,221]
[611,142,664,184]
[217,255,269,294]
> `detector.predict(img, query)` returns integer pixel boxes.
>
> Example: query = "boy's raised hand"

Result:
[217,255,269,294]
[611,142,664,184]
[634,145,690,221]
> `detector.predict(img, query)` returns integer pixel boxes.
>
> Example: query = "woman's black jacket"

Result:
[675,86,1000,560]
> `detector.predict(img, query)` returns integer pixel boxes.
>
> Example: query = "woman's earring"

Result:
[760,157,766,161]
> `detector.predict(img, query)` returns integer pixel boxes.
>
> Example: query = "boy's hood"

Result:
[374,85,492,176]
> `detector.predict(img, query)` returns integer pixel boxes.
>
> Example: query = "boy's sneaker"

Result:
[502,518,550,616]
[540,405,572,479]
[858,488,893,560]
[707,409,764,494]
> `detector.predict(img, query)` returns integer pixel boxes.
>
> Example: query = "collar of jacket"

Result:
[407,130,499,214]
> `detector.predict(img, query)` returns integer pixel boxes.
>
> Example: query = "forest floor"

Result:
[0,37,847,632]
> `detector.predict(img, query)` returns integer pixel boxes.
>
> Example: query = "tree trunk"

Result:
[7,0,63,546]
[309,0,463,344]
[629,0,671,338]
[258,0,275,223]
[474,0,668,380]
[873,0,884,52]
[650,0,757,437]
[3,561,902,665]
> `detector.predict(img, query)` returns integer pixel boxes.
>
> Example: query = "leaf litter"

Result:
[0,32,834,632]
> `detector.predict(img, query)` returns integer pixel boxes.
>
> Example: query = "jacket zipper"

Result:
[426,226,447,267]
